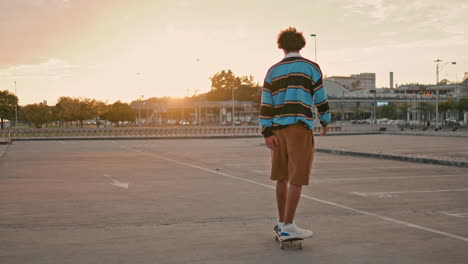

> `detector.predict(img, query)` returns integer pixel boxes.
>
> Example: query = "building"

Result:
[351,73,376,90]
[325,73,376,90]
[130,99,258,126]
[396,81,468,99]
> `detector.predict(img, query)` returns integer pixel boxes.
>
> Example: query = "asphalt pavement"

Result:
[1,137,467,263]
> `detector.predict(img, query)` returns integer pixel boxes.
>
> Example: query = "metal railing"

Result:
[0,126,342,139]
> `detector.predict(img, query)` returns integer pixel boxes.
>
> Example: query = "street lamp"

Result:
[370,89,377,124]
[310,34,317,62]
[14,81,18,128]
[434,59,456,130]
[231,85,235,126]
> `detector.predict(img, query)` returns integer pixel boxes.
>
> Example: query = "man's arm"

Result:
[311,78,331,135]
[259,77,279,149]
[259,79,275,138]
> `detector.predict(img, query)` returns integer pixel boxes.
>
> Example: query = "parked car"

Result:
[445,119,460,127]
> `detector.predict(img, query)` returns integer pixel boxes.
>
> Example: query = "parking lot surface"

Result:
[1,137,467,263]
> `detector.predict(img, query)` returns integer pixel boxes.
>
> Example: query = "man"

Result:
[259,27,330,240]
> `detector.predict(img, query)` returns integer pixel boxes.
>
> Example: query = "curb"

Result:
[9,132,381,141]
[315,148,468,168]
[0,138,11,144]
[10,135,263,141]
[385,132,468,138]
[0,145,9,161]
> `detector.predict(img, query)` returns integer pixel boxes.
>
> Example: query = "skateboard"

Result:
[273,225,303,249]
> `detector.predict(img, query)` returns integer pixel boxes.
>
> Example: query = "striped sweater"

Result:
[259,54,331,138]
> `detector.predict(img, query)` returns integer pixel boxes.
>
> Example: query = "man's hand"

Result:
[264,135,278,150]
[320,125,329,136]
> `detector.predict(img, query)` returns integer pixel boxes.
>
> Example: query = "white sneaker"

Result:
[280,223,313,240]
[274,221,284,235]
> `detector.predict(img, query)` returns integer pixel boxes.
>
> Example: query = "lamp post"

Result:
[370,89,377,124]
[14,81,18,128]
[231,85,235,126]
[434,59,456,130]
[310,34,317,62]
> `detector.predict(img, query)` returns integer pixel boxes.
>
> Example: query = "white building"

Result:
[325,73,376,91]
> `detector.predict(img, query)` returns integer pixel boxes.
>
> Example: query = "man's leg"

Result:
[276,180,288,222]
[284,183,302,224]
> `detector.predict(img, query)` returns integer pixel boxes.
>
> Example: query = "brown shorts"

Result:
[270,122,315,186]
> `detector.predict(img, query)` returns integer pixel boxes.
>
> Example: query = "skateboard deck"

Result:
[273,225,304,249]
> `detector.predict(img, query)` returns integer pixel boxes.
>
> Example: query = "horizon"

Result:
[1,0,467,105]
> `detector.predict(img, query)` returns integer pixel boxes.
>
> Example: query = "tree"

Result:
[21,103,51,128]
[439,79,450,85]
[102,101,136,126]
[439,99,457,120]
[396,103,409,120]
[0,90,18,129]
[418,102,435,121]
[206,70,260,101]
[456,98,468,122]
[56,97,81,125]
[377,102,398,120]
[457,98,468,112]
[56,97,104,127]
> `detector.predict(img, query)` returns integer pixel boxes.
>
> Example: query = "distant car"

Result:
[234,120,241,126]
[179,121,190,126]
[445,119,460,127]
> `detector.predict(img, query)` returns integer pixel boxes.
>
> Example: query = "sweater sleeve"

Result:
[310,68,331,126]
[258,71,275,138]
[312,78,331,126]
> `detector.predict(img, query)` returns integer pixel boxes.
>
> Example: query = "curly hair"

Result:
[277,27,306,52]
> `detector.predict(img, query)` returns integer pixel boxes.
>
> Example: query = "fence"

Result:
[1,126,342,139]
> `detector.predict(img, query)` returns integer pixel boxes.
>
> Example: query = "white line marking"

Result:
[352,189,468,198]
[224,163,269,166]
[440,212,468,218]
[313,166,432,171]
[255,166,435,174]
[121,146,468,243]
[103,174,128,189]
[59,140,65,144]
[312,174,468,183]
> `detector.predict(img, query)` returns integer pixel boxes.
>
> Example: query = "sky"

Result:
[0,0,467,105]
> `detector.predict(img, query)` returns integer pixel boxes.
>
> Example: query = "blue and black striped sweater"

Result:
[259,54,331,138]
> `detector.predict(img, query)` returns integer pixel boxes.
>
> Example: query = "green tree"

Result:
[377,102,398,119]
[418,102,435,121]
[456,98,468,122]
[206,70,259,101]
[21,103,51,128]
[396,103,409,120]
[102,101,136,126]
[457,98,468,112]
[439,99,457,120]
[56,97,103,127]
[0,90,18,129]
